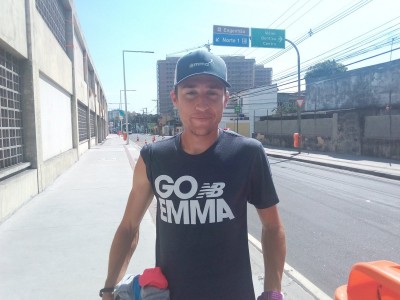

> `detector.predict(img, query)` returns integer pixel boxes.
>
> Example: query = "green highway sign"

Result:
[251,28,285,49]
[234,105,240,113]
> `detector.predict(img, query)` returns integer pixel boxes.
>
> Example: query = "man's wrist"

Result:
[257,290,284,300]
[99,287,114,297]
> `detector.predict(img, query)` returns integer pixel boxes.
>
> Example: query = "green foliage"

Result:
[304,59,347,81]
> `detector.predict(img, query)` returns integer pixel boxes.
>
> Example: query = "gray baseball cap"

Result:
[174,50,231,87]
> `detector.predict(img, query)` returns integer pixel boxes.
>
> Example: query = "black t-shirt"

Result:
[141,130,279,300]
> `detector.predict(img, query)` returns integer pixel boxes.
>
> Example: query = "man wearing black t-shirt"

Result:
[101,50,286,300]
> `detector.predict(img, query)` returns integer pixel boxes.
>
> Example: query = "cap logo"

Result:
[189,59,214,68]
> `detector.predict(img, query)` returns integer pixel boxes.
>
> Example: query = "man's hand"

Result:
[101,291,114,300]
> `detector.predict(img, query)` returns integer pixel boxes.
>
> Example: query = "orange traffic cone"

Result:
[145,139,147,144]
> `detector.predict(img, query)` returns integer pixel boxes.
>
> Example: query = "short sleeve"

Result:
[248,143,279,209]
[140,144,153,183]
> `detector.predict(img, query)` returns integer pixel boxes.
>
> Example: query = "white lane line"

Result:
[248,233,333,300]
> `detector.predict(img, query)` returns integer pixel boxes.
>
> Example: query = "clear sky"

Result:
[73,0,400,113]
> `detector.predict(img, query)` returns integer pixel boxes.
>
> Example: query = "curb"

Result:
[266,153,400,181]
[248,234,333,300]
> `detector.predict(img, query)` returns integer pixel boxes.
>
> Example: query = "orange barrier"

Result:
[293,132,301,148]
[334,260,400,300]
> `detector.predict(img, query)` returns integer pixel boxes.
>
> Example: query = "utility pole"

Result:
[122,50,154,144]
[285,38,302,153]
[142,108,148,133]
[388,38,394,161]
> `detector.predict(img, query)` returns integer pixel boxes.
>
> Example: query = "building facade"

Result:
[156,57,179,117]
[222,55,255,95]
[0,0,108,221]
[156,54,272,121]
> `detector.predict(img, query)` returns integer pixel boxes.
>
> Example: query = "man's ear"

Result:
[170,89,178,107]
[223,91,230,108]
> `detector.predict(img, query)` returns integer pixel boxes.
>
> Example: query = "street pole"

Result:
[122,50,154,144]
[119,89,136,133]
[142,108,148,133]
[285,39,302,153]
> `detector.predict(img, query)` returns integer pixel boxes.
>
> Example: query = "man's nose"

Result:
[195,95,209,111]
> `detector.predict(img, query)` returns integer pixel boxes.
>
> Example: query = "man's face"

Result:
[171,75,229,136]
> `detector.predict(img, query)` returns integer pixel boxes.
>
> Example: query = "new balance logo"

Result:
[196,183,225,199]
[154,175,234,225]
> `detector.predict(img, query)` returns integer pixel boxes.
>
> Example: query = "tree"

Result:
[304,59,347,81]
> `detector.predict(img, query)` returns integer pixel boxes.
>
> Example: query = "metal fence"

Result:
[0,48,23,169]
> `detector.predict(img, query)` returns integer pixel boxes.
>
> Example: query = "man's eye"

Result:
[207,91,219,97]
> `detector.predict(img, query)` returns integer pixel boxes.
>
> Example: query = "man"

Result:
[101,50,286,300]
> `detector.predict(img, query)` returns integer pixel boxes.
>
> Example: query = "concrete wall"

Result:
[252,58,400,159]
[306,59,400,111]
[0,0,109,222]
[254,108,400,159]
[40,149,78,189]
[34,8,73,93]
[0,0,28,58]
[0,170,38,220]
[224,121,250,137]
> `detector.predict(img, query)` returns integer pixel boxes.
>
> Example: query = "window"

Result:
[36,0,67,51]
[0,48,23,169]
[78,102,88,141]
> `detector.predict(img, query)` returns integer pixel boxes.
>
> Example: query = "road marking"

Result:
[123,145,136,170]
[248,233,333,300]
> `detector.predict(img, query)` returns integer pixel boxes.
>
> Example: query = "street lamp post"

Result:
[285,39,302,153]
[119,89,136,133]
[122,50,154,144]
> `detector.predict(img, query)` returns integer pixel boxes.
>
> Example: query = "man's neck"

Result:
[180,129,220,155]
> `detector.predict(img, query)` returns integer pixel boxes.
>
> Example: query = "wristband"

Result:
[257,290,284,300]
[99,287,114,297]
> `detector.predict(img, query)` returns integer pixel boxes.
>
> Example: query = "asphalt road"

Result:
[248,157,400,296]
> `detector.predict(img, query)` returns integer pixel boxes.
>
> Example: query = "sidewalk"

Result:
[265,146,400,181]
[6,134,394,299]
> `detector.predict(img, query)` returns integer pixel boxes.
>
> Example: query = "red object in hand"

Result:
[139,267,168,289]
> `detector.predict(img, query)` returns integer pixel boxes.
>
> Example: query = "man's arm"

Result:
[257,205,286,292]
[102,155,154,300]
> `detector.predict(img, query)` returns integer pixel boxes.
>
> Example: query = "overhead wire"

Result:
[257,0,373,65]
[273,17,400,78]
[231,0,315,57]
[273,21,400,82]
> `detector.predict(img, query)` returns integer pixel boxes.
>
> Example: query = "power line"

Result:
[257,0,373,65]
[273,18,400,79]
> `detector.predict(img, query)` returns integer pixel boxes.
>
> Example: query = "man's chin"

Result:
[188,127,215,137]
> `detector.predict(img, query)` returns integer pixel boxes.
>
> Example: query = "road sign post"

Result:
[212,26,301,151]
